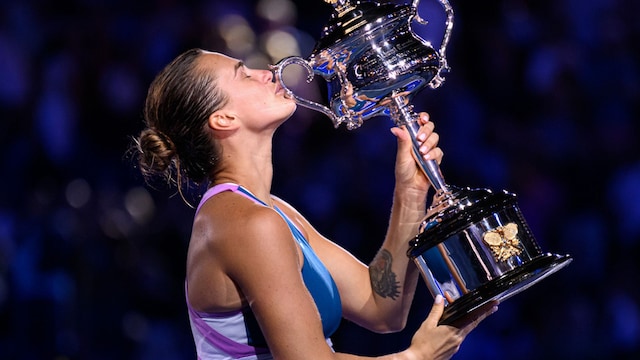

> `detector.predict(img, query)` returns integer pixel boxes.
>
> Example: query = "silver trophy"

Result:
[272,0,572,325]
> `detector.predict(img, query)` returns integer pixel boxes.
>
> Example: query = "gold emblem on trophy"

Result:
[483,223,523,262]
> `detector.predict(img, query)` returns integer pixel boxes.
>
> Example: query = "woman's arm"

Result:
[277,113,442,333]
[221,202,489,360]
[225,207,337,359]
[283,196,426,333]
[363,112,442,330]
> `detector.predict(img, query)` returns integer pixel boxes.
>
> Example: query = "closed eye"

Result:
[234,61,252,79]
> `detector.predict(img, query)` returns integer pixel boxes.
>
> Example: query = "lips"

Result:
[275,82,288,97]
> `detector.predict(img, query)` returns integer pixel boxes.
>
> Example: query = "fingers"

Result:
[415,116,435,144]
[418,133,439,159]
[424,294,446,328]
[458,301,499,337]
[417,134,443,164]
[390,111,444,177]
[390,125,410,143]
[390,112,435,146]
[417,112,430,125]
[413,113,442,163]
[428,147,444,165]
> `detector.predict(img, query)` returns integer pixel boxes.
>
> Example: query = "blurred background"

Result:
[1,0,639,359]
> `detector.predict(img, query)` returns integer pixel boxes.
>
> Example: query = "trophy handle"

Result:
[411,0,455,89]
[270,56,348,128]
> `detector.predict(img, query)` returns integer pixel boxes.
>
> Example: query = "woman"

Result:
[133,48,496,359]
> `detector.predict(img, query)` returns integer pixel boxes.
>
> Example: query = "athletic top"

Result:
[186,183,342,359]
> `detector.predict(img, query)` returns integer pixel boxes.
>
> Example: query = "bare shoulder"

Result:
[270,196,315,237]
[270,195,299,218]
[191,192,295,257]
[187,191,301,311]
[271,196,367,294]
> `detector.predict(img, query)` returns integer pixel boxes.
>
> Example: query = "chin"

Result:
[284,102,297,118]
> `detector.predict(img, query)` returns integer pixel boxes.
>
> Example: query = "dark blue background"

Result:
[1,0,639,359]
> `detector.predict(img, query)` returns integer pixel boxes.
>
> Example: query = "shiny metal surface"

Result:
[271,0,454,130]
[271,0,455,195]
[272,0,572,324]
[412,195,541,302]
[408,186,573,324]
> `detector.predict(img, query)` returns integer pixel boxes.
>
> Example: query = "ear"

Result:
[208,111,239,131]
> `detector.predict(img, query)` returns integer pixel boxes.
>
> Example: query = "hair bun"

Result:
[136,128,176,176]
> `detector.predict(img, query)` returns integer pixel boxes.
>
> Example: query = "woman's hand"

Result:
[390,112,443,195]
[403,295,498,360]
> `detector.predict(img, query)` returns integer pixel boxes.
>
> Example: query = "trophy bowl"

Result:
[272,0,572,326]
[272,0,451,131]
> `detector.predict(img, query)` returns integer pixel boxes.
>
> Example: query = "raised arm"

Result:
[367,111,442,329]
[240,197,493,360]
[281,113,441,333]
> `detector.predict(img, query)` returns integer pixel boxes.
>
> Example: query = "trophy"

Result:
[271,0,572,325]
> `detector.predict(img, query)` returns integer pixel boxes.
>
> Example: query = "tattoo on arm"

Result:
[369,249,401,300]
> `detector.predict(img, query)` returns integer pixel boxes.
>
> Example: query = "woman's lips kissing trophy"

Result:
[271,0,572,326]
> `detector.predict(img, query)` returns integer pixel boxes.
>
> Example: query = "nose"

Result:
[257,69,275,83]
[265,68,276,83]
[269,67,276,83]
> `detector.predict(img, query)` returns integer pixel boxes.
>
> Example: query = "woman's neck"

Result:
[212,157,274,206]
[212,127,276,204]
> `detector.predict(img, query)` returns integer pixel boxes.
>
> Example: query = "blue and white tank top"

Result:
[186,183,342,359]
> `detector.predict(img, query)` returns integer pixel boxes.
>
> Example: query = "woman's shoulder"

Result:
[271,195,306,224]
[193,192,294,250]
[271,195,318,239]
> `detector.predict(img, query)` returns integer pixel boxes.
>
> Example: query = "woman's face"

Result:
[199,52,296,130]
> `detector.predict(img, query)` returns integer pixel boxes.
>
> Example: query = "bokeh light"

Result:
[0,0,638,359]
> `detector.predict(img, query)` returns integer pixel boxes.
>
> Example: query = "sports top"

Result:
[186,183,342,359]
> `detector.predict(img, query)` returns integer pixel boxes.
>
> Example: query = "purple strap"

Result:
[196,183,260,214]
[196,183,237,214]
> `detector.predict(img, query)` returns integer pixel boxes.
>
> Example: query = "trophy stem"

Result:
[389,95,449,193]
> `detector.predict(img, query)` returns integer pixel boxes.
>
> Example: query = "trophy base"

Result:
[438,252,572,326]
[408,186,573,327]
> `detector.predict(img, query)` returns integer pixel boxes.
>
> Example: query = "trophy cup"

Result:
[271,0,572,325]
